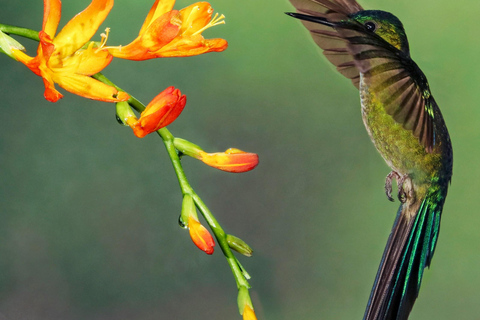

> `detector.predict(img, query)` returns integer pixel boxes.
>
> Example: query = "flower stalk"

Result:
[1,0,258,316]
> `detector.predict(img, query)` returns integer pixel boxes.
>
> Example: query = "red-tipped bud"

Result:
[173,138,259,173]
[126,86,186,138]
[188,216,215,255]
[199,148,259,173]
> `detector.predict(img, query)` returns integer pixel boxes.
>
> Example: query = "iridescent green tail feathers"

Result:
[364,188,445,320]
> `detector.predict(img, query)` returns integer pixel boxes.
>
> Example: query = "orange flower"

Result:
[108,0,228,60]
[124,86,186,138]
[188,216,215,255]
[199,148,259,173]
[12,0,129,103]
[242,305,257,320]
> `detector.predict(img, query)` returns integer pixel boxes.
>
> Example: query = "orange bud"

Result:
[127,86,186,138]
[199,148,259,173]
[188,216,215,255]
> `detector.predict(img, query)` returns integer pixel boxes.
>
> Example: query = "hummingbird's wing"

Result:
[337,26,435,152]
[287,2,435,152]
[288,0,364,88]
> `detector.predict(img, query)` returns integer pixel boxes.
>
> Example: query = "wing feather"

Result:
[289,0,363,88]
[338,27,435,151]
[288,0,436,151]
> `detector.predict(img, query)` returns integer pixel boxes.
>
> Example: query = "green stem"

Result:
[0,23,39,41]
[159,129,194,195]
[159,130,249,288]
[193,193,250,288]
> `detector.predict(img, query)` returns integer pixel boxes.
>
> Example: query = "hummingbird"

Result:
[286,1,453,319]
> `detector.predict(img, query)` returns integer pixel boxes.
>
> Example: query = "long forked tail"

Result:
[364,190,445,320]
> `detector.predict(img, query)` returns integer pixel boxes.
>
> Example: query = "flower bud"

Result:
[188,216,215,255]
[0,30,25,59]
[238,286,256,320]
[173,138,259,173]
[125,87,186,138]
[199,148,259,173]
[227,234,253,257]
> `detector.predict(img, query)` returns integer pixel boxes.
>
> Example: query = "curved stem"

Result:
[0,23,39,41]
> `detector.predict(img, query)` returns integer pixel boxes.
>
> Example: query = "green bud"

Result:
[237,286,253,315]
[0,30,25,59]
[227,234,253,257]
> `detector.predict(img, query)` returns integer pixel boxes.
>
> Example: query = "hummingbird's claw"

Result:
[385,171,400,202]
[385,171,410,203]
[397,174,408,203]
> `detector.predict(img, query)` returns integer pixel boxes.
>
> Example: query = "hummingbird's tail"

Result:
[363,188,445,320]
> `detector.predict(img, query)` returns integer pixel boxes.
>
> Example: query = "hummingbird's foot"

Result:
[397,174,409,203]
[385,171,410,203]
[385,171,400,202]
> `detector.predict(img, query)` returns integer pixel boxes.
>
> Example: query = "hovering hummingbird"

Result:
[286,1,452,319]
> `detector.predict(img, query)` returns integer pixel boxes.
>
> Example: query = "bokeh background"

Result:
[1,0,479,319]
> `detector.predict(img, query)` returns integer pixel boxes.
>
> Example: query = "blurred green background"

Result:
[1,0,479,319]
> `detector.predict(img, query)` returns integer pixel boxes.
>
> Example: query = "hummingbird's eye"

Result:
[364,21,377,32]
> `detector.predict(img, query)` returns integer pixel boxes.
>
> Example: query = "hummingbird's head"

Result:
[348,10,410,55]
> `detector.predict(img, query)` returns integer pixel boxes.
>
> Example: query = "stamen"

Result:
[192,13,225,36]
[96,28,124,53]
[95,28,111,53]
[100,28,110,48]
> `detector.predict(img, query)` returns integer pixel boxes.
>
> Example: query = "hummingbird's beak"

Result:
[285,12,335,27]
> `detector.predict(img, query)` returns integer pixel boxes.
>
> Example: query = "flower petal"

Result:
[178,2,213,36]
[55,72,129,102]
[42,73,63,102]
[109,11,181,61]
[154,36,227,57]
[42,0,61,38]
[11,49,41,75]
[54,0,114,57]
[60,42,113,75]
[139,0,176,35]
[38,31,55,63]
